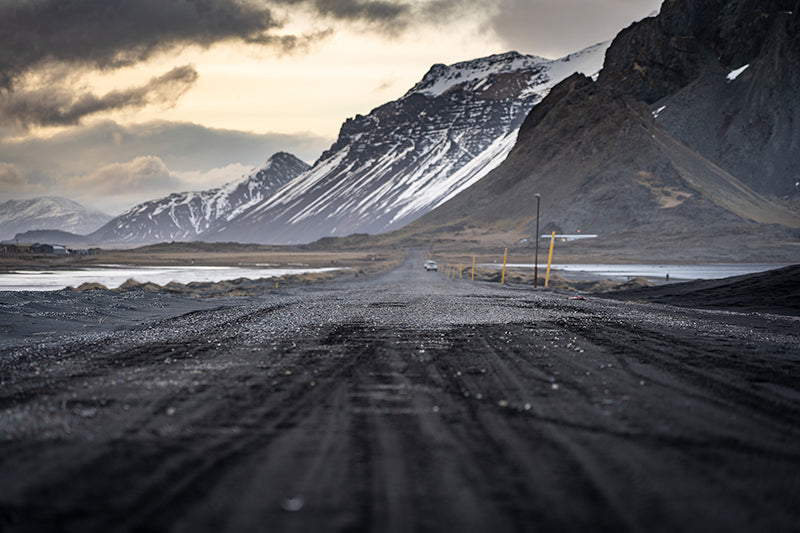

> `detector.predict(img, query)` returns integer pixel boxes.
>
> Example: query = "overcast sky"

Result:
[0,0,662,215]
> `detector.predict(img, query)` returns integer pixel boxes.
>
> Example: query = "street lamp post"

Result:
[534,193,541,288]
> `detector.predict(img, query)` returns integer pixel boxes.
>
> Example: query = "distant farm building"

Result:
[30,243,68,254]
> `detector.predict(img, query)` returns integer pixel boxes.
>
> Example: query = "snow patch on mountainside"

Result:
[727,64,749,81]
[538,42,612,93]
[389,129,520,224]
[409,51,550,97]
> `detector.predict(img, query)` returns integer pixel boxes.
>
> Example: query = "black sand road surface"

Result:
[1,252,799,532]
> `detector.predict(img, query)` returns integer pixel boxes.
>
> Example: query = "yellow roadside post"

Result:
[459,264,462,279]
[545,231,556,287]
[471,256,475,282]
[501,248,508,285]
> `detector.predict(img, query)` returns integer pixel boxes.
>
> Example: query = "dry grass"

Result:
[0,243,403,272]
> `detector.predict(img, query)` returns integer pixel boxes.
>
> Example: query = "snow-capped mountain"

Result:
[89,152,309,244]
[201,43,609,244]
[0,197,110,241]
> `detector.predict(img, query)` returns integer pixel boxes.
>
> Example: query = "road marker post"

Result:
[501,248,508,285]
[471,256,475,282]
[459,264,462,279]
[534,193,541,287]
[545,232,555,287]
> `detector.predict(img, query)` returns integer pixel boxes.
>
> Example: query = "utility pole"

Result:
[534,193,541,288]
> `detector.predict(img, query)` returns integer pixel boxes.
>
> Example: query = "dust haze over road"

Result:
[1,251,799,532]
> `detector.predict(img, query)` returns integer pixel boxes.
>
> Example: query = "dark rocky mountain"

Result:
[0,197,110,241]
[88,152,308,245]
[200,45,609,244]
[606,0,800,198]
[12,229,90,246]
[403,0,800,258]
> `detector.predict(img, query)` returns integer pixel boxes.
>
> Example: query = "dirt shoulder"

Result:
[0,242,402,271]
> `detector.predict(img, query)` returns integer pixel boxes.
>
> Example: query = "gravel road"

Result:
[1,251,799,532]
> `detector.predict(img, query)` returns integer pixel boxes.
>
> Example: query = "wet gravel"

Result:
[1,251,799,532]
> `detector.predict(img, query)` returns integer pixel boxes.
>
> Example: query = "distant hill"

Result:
[12,229,90,246]
[0,197,110,241]
[88,152,308,245]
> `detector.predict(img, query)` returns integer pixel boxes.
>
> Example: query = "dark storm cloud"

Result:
[0,119,331,178]
[297,0,486,32]
[0,0,288,90]
[487,0,663,58]
[67,155,181,196]
[307,0,408,22]
[0,0,460,90]
[0,119,333,212]
[0,162,30,192]
[0,0,484,130]
[0,65,199,128]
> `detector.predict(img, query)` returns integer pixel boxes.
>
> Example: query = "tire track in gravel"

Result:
[424,324,640,532]
[554,315,800,429]
[2,319,374,532]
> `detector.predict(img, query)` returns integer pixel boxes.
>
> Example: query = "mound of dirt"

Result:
[602,264,800,316]
[65,268,370,298]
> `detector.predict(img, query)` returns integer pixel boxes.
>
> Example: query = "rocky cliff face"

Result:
[599,0,800,197]
[89,152,308,245]
[200,45,609,244]
[409,0,800,256]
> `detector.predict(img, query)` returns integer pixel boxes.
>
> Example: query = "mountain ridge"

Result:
[0,197,110,241]
[88,152,309,245]
[199,42,610,244]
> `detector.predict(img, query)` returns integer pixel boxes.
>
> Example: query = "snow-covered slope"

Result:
[202,44,610,244]
[0,197,110,241]
[89,152,309,244]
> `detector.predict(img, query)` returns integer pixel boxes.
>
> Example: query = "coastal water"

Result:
[482,263,794,282]
[0,265,343,291]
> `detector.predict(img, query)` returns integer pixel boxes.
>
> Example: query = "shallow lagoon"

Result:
[0,265,343,291]
[483,263,794,282]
